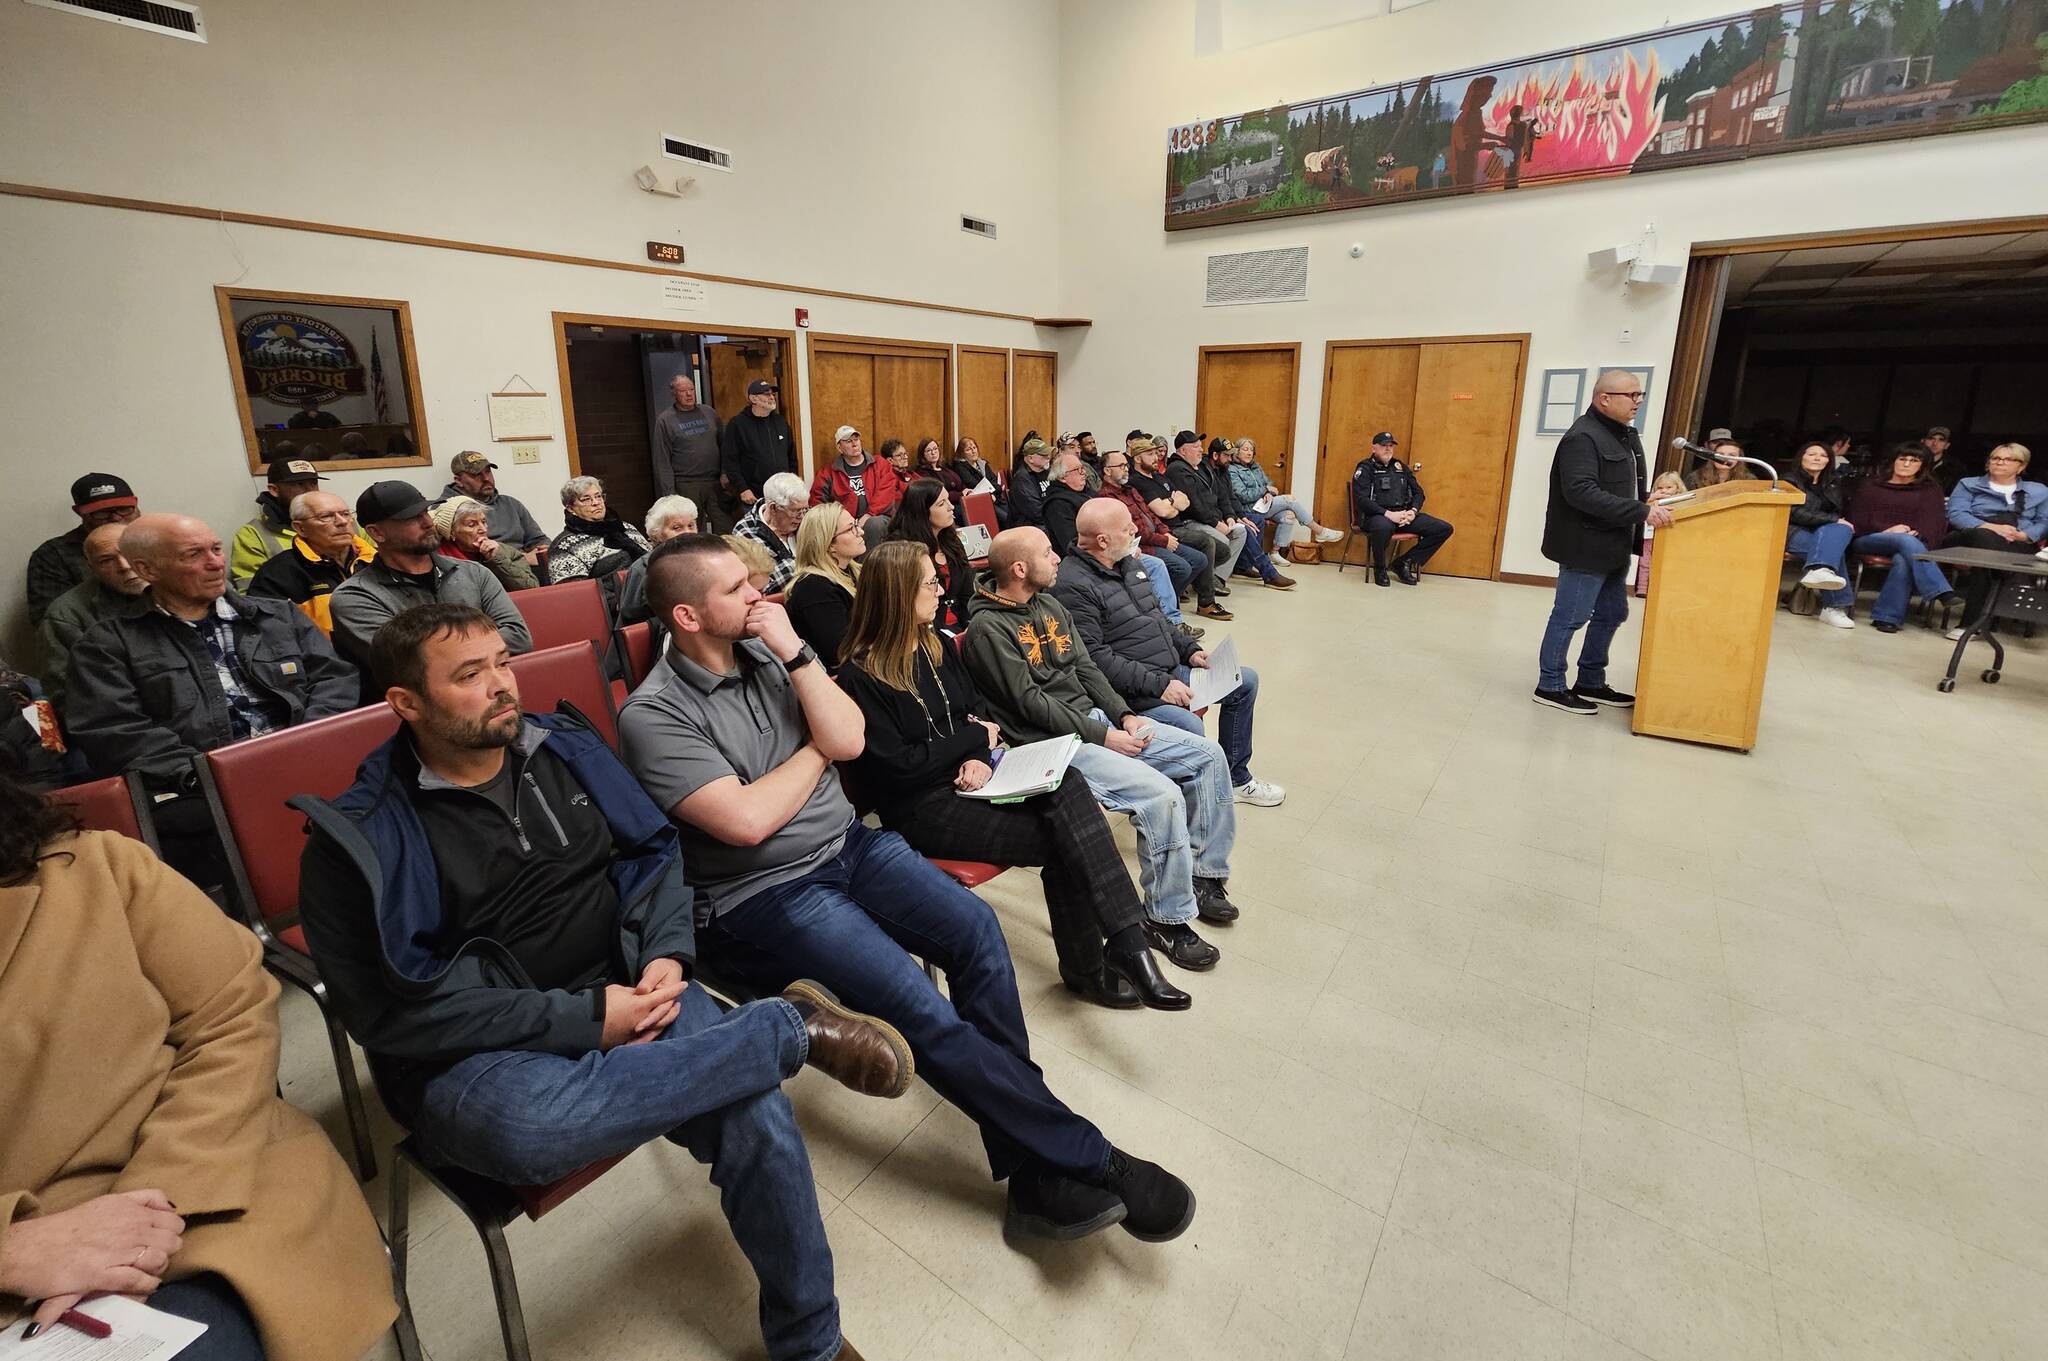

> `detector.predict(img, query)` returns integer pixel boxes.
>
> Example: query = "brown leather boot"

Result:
[781,980,914,1098]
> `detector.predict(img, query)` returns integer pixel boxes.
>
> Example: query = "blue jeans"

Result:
[1068,708,1235,925]
[1538,566,1630,693]
[411,984,838,1361]
[1231,520,1284,581]
[1137,551,1185,624]
[702,821,1111,1184]
[1142,663,1260,786]
[1850,531,1950,625]
[1787,524,1853,607]
[149,1275,263,1361]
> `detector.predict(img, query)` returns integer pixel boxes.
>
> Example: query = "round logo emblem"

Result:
[237,311,366,406]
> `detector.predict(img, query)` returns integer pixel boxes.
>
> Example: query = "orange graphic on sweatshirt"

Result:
[1016,616,1071,667]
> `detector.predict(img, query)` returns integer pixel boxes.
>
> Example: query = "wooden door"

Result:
[1407,341,1525,579]
[956,345,1010,464]
[705,339,779,426]
[1316,343,1419,532]
[875,355,948,452]
[808,349,876,471]
[806,334,952,475]
[1014,349,1057,450]
[1196,344,1301,490]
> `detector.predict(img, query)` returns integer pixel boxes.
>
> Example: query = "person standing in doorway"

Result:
[654,374,729,532]
[720,379,797,513]
[1534,370,1673,715]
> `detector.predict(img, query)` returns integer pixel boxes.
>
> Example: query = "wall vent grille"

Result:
[1205,245,1309,306]
[961,215,998,240]
[24,0,204,40]
[661,136,734,172]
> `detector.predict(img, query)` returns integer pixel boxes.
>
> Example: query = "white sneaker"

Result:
[1818,608,1854,630]
[1313,526,1344,543]
[1232,777,1286,807]
[1799,566,1848,592]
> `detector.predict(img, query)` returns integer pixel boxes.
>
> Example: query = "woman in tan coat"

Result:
[0,775,395,1360]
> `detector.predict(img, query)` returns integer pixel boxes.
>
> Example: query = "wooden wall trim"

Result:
[1689,214,2048,258]
[1497,571,1558,588]
[1,179,1053,326]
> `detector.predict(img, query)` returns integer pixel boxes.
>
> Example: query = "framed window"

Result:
[1536,368,1586,434]
[214,287,430,474]
[1604,365,1655,430]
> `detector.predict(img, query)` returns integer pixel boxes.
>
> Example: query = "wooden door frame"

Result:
[1194,342,1303,493]
[954,343,1012,460]
[552,311,802,478]
[807,331,956,453]
[1313,332,1530,581]
[1011,347,1058,448]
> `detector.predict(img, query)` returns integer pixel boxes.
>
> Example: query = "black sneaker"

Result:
[1533,687,1597,715]
[1101,1148,1196,1242]
[1005,1165,1127,1242]
[1193,877,1239,924]
[1144,920,1220,971]
[1573,685,1635,707]
[1374,569,1391,588]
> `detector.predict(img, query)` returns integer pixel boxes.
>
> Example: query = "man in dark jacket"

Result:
[1166,432,1294,590]
[1006,437,1054,528]
[26,472,141,626]
[1054,499,1281,807]
[38,521,148,712]
[719,379,797,512]
[297,604,905,1361]
[1536,372,1672,714]
[1353,433,1454,586]
[331,481,532,668]
[1040,449,1095,556]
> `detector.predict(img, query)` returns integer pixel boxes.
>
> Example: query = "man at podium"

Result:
[1534,371,1674,715]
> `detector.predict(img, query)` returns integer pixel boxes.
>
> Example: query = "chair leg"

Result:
[315,984,380,1182]
[387,1159,424,1361]
[479,1218,533,1361]
[1337,526,1352,573]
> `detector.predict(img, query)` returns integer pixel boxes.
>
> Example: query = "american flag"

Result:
[370,330,390,424]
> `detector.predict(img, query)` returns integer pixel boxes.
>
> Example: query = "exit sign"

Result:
[646,241,685,264]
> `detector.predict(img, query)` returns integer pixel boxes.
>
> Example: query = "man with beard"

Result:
[329,481,531,669]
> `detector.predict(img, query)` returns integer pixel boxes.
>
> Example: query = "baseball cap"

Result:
[356,480,430,525]
[1371,431,1399,446]
[1174,430,1200,450]
[71,473,138,513]
[450,450,497,475]
[265,456,324,485]
[747,379,778,396]
[1706,427,1734,443]
[834,424,860,443]
[1019,437,1051,460]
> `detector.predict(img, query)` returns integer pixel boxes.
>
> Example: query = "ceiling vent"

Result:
[961,215,998,240]
[23,0,204,40]
[662,136,734,173]
[1205,245,1308,306]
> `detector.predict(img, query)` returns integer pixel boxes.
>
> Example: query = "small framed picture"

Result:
[1536,368,1585,434]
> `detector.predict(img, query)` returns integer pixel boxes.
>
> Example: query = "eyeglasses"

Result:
[571,493,605,506]
[1988,455,2024,465]
[920,576,943,592]
[835,522,862,537]
[1600,392,1646,403]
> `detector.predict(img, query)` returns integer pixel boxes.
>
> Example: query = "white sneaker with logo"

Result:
[1799,566,1848,592]
[1818,607,1854,630]
[1313,526,1345,543]
[1232,778,1286,807]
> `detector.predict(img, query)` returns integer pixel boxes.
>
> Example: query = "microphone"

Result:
[1671,437,1782,486]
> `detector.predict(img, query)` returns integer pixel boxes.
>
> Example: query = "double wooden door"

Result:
[1196,343,1302,491]
[807,334,952,469]
[1315,335,1527,579]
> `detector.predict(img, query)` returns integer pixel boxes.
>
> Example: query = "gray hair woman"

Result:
[432,495,537,591]
[548,476,651,582]
[617,494,701,624]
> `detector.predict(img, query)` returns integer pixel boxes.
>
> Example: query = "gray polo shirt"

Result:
[619,635,853,915]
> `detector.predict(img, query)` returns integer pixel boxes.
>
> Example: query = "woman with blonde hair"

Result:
[785,502,864,668]
[837,543,1184,1011]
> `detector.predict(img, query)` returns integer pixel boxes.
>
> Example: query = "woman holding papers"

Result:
[836,543,1188,1011]
[0,773,395,1359]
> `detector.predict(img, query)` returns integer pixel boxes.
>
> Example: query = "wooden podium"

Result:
[1632,480,1805,751]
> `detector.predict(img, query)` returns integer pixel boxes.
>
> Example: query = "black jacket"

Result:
[1787,465,1853,529]
[1167,456,1230,526]
[1541,409,1649,573]
[836,648,992,824]
[1205,458,1247,519]
[1008,467,1048,528]
[1354,457,1425,518]
[1049,550,1196,704]
[1129,466,1189,528]
[1041,483,1093,557]
[719,409,798,497]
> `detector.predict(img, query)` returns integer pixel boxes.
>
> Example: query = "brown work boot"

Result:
[781,980,914,1098]
[1264,572,1297,590]
[1196,601,1234,620]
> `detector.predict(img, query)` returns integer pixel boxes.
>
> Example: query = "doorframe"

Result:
[1011,347,1058,449]
[552,311,802,478]
[1313,333,1529,581]
[1194,342,1303,493]
[806,331,956,460]
[954,343,1013,461]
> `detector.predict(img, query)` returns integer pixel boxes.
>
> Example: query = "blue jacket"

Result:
[1947,476,2048,541]
[293,709,694,1111]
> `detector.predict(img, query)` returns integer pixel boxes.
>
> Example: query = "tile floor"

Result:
[284,567,2048,1361]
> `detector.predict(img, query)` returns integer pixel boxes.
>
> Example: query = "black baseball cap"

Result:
[355,480,429,524]
[71,472,137,512]
[746,378,778,396]
[1174,430,1200,450]
[265,456,325,485]
[1372,431,1399,445]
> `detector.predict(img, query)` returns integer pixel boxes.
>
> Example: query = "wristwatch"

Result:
[783,643,817,675]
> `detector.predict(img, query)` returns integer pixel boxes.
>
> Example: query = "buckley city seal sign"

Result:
[237,310,367,406]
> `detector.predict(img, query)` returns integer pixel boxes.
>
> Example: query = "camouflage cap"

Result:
[1019,437,1052,458]
[450,450,497,475]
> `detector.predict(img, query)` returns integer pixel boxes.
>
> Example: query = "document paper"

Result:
[1,1297,208,1361]
[1186,634,1242,709]
[960,734,1081,801]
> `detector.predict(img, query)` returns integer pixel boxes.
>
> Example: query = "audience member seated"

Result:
[1054,433,1098,492]
[2,659,80,790]
[620,494,701,624]
[725,534,779,591]
[243,489,376,638]
[964,528,1239,972]
[296,605,903,1361]
[549,475,651,582]
[951,435,1007,523]
[785,504,864,669]
[1922,426,1965,494]
[27,472,140,626]
[1227,437,1340,556]
[719,378,797,511]
[836,543,1186,1011]
[877,438,913,484]
[439,450,549,563]
[883,478,973,632]
[0,773,397,1361]
[1353,433,1455,586]
[1169,431,1297,590]
[1007,437,1053,528]
[1128,436,1232,619]
[619,536,1194,1244]
[1040,449,1096,557]
[331,482,532,668]
[228,458,323,590]
[1945,441,2047,637]
[1686,439,1756,491]
[811,425,902,523]
[39,521,147,711]
[1056,499,1284,809]
[1785,441,1858,630]
[1847,443,1963,634]
[430,496,539,592]
[731,474,805,598]
[1098,444,1219,631]
[913,436,964,505]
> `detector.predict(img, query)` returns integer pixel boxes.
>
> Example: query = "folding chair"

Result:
[50,773,159,852]
[506,640,619,749]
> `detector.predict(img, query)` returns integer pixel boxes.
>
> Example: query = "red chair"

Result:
[963,490,1000,566]
[196,704,401,1181]
[615,620,659,702]
[510,577,610,654]
[507,640,619,749]
[50,773,159,852]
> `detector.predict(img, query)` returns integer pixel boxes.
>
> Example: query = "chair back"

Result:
[49,774,159,852]
[963,490,999,548]
[199,704,402,939]
[508,640,620,749]
[511,577,610,654]
[617,620,659,689]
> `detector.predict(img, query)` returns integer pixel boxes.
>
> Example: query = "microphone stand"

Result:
[1675,441,1783,489]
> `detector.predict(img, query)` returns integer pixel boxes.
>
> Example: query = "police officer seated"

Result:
[1352,432,1454,586]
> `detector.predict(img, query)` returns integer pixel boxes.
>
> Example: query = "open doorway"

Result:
[552,313,800,530]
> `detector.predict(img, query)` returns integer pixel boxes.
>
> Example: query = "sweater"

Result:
[1847,479,1949,547]
[836,647,992,823]
[961,587,1131,745]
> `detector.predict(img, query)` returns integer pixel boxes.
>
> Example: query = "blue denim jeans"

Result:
[1231,520,1283,581]
[702,821,1111,1185]
[411,984,838,1361]
[1137,551,1185,624]
[1786,524,1853,607]
[1263,495,1317,547]
[1068,708,1235,925]
[1142,663,1260,787]
[1850,531,1950,625]
[1538,566,1630,693]
[149,1275,263,1361]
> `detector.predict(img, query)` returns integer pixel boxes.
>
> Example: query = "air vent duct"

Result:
[24,0,204,40]
[961,215,998,240]
[662,136,734,172]
[1205,246,1309,306]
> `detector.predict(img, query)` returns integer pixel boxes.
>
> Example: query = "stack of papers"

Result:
[2,1297,209,1360]
[961,734,1081,802]
[1187,635,1242,709]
